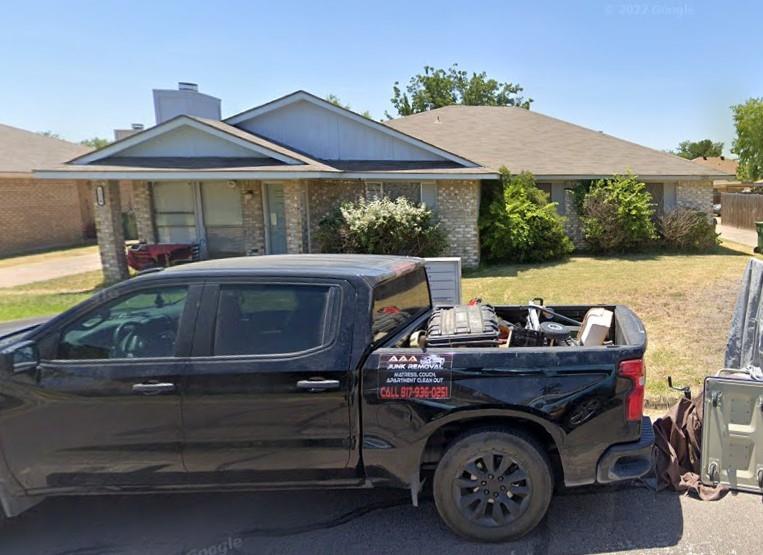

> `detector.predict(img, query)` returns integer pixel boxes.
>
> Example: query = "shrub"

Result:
[659,208,719,251]
[581,173,657,252]
[316,196,446,257]
[480,168,574,262]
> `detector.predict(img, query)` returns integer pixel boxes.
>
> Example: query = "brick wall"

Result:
[132,181,155,242]
[677,180,713,218]
[283,180,307,254]
[240,181,266,255]
[307,179,364,252]
[436,180,481,268]
[93,181,128,283]
[563,189,586,247]
[0,177,89,256]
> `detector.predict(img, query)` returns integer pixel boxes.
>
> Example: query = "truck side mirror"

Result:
[0,340,39,373]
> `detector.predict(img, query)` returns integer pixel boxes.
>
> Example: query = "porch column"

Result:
[93,180,129,283]
[240,181,266,255]
[283,180,307,254]
[132,181,156,242]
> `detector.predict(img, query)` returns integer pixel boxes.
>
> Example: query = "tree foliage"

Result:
[581,174,657,252]
[388,64,532,117]
[732,98,763,181]
[37,130,63,140]
[674,139,724,159]
[80,137,110,149]
[479,168,573,263]
[325,93,373,120]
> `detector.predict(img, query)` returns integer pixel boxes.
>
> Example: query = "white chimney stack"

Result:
[152,82,221,124]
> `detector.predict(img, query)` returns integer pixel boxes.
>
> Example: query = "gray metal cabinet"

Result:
[701,376,763,492]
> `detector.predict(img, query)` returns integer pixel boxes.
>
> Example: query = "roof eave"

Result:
[33,169,498,181]
[531,173,732,181]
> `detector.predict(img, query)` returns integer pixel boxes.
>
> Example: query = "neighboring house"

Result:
[34,83,731,282]
[0,124,93,256]
[691,156,763,202]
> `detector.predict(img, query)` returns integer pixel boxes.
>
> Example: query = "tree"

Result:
[732,98,763,181]
[674,139,724,159]
[37,130,63,140]
[388,64,532,118]
[325,94,373,120]
[80,137,110,149]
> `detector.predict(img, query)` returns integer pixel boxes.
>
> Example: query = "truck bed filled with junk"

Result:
[404,299,622,349]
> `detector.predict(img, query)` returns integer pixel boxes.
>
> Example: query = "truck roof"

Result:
[157,254,424,286]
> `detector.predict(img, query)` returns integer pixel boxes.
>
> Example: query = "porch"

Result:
[92,178,481,283]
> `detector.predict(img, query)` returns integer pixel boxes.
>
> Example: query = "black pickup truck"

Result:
[0,255,652,542]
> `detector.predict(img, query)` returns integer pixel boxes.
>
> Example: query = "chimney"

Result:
[152,82,221,124]
[113,123,145,141]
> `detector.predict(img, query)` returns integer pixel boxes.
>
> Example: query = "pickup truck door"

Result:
[0,283,200,492]
[180,278,357,484]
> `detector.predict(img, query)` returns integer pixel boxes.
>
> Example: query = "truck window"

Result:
[372,267,431,343]
[57,286,188,360]
[213,284,333,356]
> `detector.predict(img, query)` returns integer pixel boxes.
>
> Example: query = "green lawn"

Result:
[463,241,755,407]
[0,270,104,322]
[0,242,755,406]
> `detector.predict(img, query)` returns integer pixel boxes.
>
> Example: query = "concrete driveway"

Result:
[0,485,759,554]
[0,251,101,288]
[716,218,757,249]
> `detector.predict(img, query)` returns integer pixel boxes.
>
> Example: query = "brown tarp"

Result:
[652,392,728,501]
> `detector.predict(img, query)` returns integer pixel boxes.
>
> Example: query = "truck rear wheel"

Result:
[433,429,553,542]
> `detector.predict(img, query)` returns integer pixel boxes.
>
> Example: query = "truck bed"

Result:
[360,303,647,489]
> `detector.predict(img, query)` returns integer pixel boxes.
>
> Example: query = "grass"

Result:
[0,244,98,269]
[0,270,104,322]
[462,241,756,408]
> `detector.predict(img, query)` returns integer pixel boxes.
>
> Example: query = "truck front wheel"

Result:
[433,429,553,542]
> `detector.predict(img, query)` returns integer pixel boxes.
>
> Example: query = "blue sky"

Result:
[0,0,759,155]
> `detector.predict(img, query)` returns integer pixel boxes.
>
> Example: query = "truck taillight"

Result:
[619,359,645,422]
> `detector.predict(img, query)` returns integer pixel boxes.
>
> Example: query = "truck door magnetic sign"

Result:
[378,353,453,400]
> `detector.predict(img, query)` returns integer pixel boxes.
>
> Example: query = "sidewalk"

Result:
[0,251,101,288]
[716,218,757,248]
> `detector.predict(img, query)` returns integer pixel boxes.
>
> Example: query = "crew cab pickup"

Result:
[0,255,652,542]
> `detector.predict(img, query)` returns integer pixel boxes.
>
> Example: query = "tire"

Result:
[433,429,553,543]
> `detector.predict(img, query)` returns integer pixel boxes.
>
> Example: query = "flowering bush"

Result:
[316,197,446,257]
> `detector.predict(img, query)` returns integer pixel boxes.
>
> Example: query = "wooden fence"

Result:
[720,192,763,229]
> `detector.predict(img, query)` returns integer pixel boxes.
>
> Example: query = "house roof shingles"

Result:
[0,123,90,174]
[385,105,732,179]
[691,156,739,175]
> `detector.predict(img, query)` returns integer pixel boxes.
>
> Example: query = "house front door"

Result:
[264,183,288,254]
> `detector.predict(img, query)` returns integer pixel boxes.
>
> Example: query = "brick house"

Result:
[0,124,95,255]
[35,84,731,283]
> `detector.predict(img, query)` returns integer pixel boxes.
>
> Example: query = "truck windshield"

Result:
[371,267,431,343]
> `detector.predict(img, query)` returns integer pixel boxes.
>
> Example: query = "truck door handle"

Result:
[297,378,340,392]
[132,382,176,395]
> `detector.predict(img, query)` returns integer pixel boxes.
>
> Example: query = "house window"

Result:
[537,183,552,198]
[365,182,384,201]
[644,183,665,215]
[153,182,198,243]
[364,181,424,205]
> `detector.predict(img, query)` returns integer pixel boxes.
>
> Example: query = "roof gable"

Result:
[386,105,733,179]
[70,116,307,166]
[225,91,477,166]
